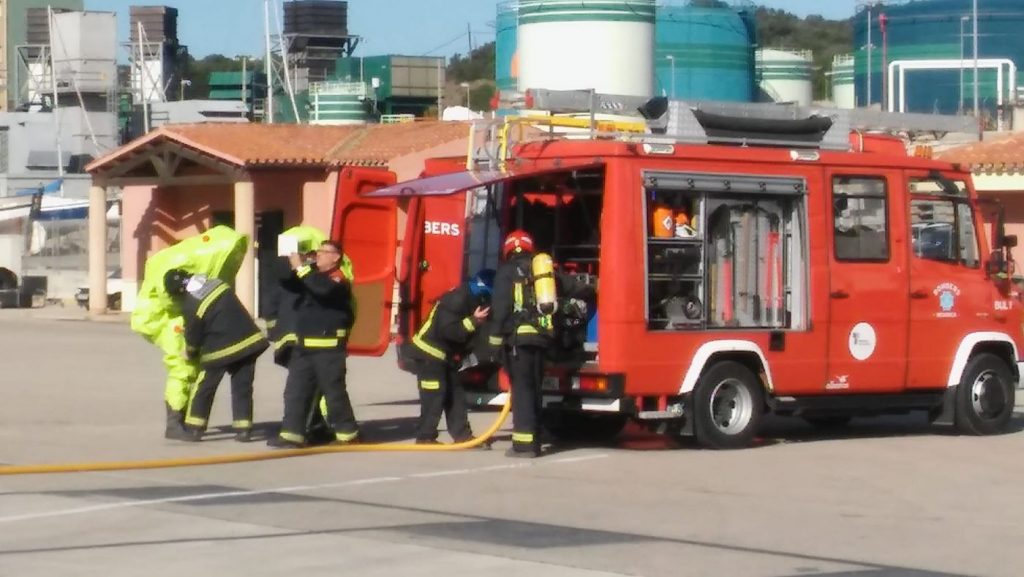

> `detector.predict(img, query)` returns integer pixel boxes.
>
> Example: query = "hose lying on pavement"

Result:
[0,399,511,476]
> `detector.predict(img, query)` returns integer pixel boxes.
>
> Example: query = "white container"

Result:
[516,0,655,98]
[832,53,856,109]
[757,48,814,106]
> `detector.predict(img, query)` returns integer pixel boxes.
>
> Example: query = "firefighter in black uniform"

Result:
[409,270,496,444]
[268,240,360,448]
[164,269,269,442]
[489,230,596,458]
[266,252,337,445]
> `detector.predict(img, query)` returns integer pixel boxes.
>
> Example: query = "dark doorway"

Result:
[211,210,286,318]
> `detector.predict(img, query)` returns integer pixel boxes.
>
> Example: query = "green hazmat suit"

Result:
[130,226,249,411]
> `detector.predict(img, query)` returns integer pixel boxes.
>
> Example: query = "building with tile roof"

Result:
[938,132,1024,270]
[84,121,472,314]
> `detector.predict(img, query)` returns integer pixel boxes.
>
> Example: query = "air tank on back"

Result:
[655,1,757,103]
[516,0,656,97]
[853,0,1024,117]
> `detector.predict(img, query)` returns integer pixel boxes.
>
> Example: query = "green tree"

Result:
[755,8,853,100]
[447,43,495,84]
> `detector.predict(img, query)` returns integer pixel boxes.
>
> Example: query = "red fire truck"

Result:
[332,91,1022,449]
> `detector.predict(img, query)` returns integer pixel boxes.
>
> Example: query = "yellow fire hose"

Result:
[0,400,511,477]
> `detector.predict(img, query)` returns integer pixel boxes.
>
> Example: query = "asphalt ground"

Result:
[1,313,1022,577]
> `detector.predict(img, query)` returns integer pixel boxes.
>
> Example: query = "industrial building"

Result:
[2,8,119,196]
[0,7,120,302]
[851,0,1024,122]
[268,1,444,124]
[496,0,764,104]
[207,70,268,119]
[1,0,84,111]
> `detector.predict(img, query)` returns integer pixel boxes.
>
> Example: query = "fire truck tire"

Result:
[542,411,628,442]
[693,360,765,450]
[954,353,1016,436]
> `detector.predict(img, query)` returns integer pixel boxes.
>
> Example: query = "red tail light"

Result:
[572,376,609,393]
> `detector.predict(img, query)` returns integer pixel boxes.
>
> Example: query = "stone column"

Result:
[88,184,108,315]
[233,179,256,315]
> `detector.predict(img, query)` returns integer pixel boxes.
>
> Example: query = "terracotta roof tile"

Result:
[937,133,1024,174]
[327,122,471,165]
[87,121,471,174]
[167,123,357,167]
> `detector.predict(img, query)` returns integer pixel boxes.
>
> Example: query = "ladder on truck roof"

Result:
[473,89,980,169]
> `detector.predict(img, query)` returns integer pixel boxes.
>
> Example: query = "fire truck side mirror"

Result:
[986,250,1014,280]
[1003,235,1018,249]
[986,252,1005,278]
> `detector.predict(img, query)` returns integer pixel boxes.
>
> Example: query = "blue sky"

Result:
[83,0,859,59]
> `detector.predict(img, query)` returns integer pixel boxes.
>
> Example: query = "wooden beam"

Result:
[107,175,236,187]
[150,156,172,179]
[106,146,160,178]
[168,144,248,180]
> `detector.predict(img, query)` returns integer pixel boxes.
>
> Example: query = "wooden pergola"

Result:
[86,133,276,315]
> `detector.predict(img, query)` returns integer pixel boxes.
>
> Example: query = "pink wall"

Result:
[389,138,468,182]
[120,170,334,290]
[980,191,1024,268]
[118,138,467,310]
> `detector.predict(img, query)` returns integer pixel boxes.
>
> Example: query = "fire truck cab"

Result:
[340,92,1022,449]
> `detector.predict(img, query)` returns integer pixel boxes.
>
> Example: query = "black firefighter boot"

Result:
[164,403,195,441]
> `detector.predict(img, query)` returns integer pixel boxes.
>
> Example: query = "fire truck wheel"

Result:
[693,361,765,450]
[955,353,1016,436]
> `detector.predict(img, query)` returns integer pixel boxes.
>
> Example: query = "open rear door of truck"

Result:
[332,167,398,356]
[367,158,605,331]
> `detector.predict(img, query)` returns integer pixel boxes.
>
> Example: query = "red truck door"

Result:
[825,169,909,393]
[904,171,988,388]
[411,191,472,330]
[331,167,398,356]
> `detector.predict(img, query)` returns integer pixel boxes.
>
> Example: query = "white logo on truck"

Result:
[424,221,461,237]
[849,322,877,361]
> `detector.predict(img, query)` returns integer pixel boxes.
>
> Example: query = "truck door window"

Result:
[832,176,889,262]
[643,172,807,331]
[909,177,978,269]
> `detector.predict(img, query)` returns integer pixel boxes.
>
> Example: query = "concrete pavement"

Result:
[1,314,1022,577]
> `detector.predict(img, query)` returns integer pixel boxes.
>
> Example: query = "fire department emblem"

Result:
[933,282,961,318]
[939,291,955,312]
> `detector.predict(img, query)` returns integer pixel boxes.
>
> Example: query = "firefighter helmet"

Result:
[503,230,534,258]
[469,269,496,300]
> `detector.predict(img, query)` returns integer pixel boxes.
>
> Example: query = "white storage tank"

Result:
[831,53,855,109]
[757,48,814,106]
[516,0,655,98]
[309,81,369,125]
